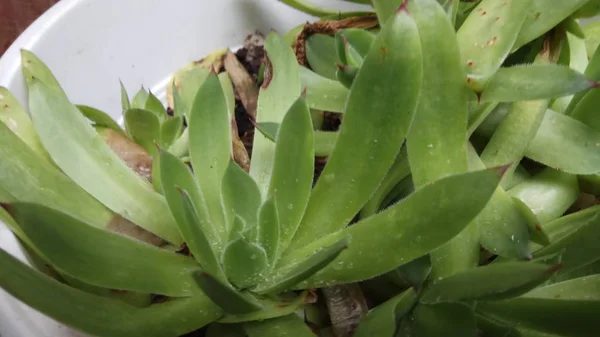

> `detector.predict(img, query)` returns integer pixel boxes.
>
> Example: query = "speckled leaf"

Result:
[159,149,221,253]
[268,96,313,251]
[306,34,339,80]
[222,237,269,289]
[0,87,50,160]
[221,161,262,237]
[457,0,532,91]
[288,9,423,250]
[189,73,231,240]
[250,32,301,197]
[477,297,600,337]
[0,248,221,337]
[258,197,280,266]
[300,66,348,113]
[353,288,417,337]
[77,105,125,136]
[193,271,263,315]
[253,238,348,295]
[285,168,501,289]
[26,77,180,244]
[480,64,595,102]
[514,0,590,50]
[420,262,560,304]
[3,202,200,297]
[525,109,600,175]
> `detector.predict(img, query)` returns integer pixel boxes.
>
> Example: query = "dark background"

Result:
[0,0,59,55]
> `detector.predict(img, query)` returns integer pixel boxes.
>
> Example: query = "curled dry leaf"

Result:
[97,128,153,181]
[224,50,259,119]
[231,117,251,172]
[321,284,368,337]
[293,14,379,66]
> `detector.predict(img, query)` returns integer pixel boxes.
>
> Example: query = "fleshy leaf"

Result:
[285,168,501,289]
[420,262,561,304]
[522,275,600,300]
[124,108,160,157]
[131,87,149,109]
[252,238,348,295]
[268,96,314,251]
[119,81,130,112]
[219,291,309,323]
[26,75,180,244]
[221,161,262,237]
[300,66,348,113]
[0,87,51,159]
[477,298,600,337]
[525,109,600,175]
[192,271,263,315]
[0,248,221,337]
[77,105,125,136]
[335,64,359,89]
[457,0,532,91]
[189,73,231,240]
[4,202,201,297]
[250,32,301,196]
[160,116,184,149]
[413,303,478,337]
[314,131,338,157]
[480,64,596,102]
[159,149,221,252]
[353,288,417,337]
[258,197,280,266]
[306,34,339,80]
[144,91,166,121]
[288,8,423,250]
[222,237,269,289]
[245,314,316,337]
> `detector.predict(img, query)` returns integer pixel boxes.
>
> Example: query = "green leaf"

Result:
[245,313,316,337]
[508,168,579,224]
[584,21,600,58]
[77,105,125,136]
[514,0,590,50]
[388,255,432,290]
[258,197,280,266]
[160,116,184,149]
[189,72,231,240]
[192,271,263,315]
[405,0,470,279]
[124,108,161,157]
[413,303,478,337]
[0,87,50,159]
[178,188,226,279]
[335,64,359,89]
[219,291,309,323]
[221,161,262,239]
[477,298,600,337]
[306,34,339,80]
[511,197,551,247]
[119,80,130,112]
[207,323,246,337]
[171,81,186,118]
[252,238,348,295]
[288,9,423,250]
[228,215,247,242]
[145,91,166,120]
[250,32,302,196]
[314,131,338,157]
[523,275,600,300]
[420,262,561,304]
[159,149,221,252]
[525,109,600,175]
[4,202,201,297]
[300,66,348,113]
[268,96,314,251]
[353,288,417,337]
[131,87,149,109]
[176,68,211,117]
[335,29,374,67]
[285,168,501,289]
[26,78,181,244]
[279,0,373,19]
[222,237,269,289]
[218,71,236,118]
[539,206,600,244]
[0,247,222,337]
[533,212,600,276]
[480,64,595,102]
[0,121,113,228]
[457,0,532,91]
[20,50,64,92]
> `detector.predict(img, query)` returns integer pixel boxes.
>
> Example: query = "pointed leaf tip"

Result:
[591,80,600,89]
[396,0,409,13]
[0,203,10,213]
[547,264,563,273]
[490,164,512,178]
[336,63,349,71]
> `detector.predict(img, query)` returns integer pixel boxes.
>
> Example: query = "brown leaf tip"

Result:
[396,0,409,13]
[336,63,349,71]
[0,203,11,213]
[535,224,543,231]
[547,264,563,273]
[591,80,600,89]
[490,163,512,178]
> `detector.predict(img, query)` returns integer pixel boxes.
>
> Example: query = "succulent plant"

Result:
[1,0,600,336]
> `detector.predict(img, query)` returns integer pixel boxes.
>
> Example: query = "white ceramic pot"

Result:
[0,0,368,336]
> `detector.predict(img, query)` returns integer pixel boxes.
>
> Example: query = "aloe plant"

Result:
[0,0,600,336]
